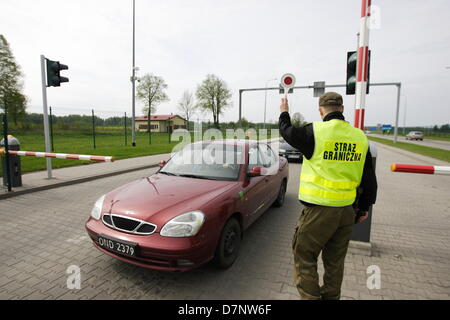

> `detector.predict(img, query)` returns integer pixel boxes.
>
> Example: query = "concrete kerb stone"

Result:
[348,240,373,257]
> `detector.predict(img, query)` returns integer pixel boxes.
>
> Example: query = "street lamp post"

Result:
[263,78,277,129]
[402,95,407,135]
[131,0,136,147]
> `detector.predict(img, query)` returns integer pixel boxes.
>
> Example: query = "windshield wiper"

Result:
[159,171,179,176]
[177,174,211,180]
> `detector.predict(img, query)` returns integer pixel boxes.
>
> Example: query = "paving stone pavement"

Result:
[0,142,449,300]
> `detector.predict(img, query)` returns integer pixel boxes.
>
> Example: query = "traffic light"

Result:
[279,84,293,94]
[346,51,357,95]
[346,51,370,95]
[46,59,69,87]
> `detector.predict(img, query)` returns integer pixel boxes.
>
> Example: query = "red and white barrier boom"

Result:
[354,0,371,130]
[391,164,450,176]
[0,150,114,163]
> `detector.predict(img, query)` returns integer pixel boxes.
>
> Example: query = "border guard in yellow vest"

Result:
[279,92,377,300]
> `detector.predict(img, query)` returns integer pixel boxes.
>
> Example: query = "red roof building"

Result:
[135,114,186,133]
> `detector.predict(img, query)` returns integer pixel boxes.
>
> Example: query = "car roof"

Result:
[190,139,261,147]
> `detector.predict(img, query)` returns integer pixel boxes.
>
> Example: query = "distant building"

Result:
[135,114,187,133]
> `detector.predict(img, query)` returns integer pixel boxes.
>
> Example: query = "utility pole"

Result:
[263,78,277,129]
[148,87,152,145]
[403,95,407,135]
[131,0,136,147]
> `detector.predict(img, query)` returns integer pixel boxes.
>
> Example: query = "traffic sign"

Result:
[313,81,325,97]
[280,73,296,96]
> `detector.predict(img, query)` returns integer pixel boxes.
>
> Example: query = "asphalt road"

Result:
[0,143,449,300]
[370,133,450,151]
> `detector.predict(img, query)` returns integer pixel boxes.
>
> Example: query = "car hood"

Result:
[102,173,237,226]
[281,143,299,151]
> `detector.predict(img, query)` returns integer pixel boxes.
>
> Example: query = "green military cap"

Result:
[319,92,343,107]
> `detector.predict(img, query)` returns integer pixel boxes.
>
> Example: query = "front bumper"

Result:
[85,217,213,271]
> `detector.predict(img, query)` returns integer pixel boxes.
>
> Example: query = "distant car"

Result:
[406,131,424,141]
[365,130,372,134]
[279,142,303,163]
[85,140,289,271]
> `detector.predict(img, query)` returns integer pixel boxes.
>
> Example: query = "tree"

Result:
[177,90,196,130]
[196,74,232,128]
[291,112,305,127]
[237,117,249,129]
[0,34,27,124]
[136,73,169,115]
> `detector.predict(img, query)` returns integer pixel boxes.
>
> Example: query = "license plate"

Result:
[97,235,137,257]
[288,154,300,159]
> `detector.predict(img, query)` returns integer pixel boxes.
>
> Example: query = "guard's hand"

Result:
[355,208,369,223]
[280,97,289,113]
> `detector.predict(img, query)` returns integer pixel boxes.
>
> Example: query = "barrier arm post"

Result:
[354,0,371,130]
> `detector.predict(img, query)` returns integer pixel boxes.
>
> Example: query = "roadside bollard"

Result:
[1,135,22,187]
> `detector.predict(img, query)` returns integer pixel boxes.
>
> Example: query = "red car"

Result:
[85,140,289,271]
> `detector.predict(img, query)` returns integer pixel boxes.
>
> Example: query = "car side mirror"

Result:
[248,166,262,177]
[159,160,167,168]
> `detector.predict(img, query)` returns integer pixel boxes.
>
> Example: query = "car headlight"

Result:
[160,211,205,237]
[279,148,286,153]
[90,195,105,220]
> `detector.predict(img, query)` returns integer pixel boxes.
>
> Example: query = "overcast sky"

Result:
[1,0,450,126]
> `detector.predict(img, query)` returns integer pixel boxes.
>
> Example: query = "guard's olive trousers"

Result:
[292,205,355,300]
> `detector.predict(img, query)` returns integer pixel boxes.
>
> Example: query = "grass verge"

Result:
[368,136,450,163]
[1,129,279,176]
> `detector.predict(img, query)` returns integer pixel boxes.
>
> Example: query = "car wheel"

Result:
[214,218,241,269]
[273,180,287,207]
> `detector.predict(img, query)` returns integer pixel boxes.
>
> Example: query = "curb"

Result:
[348,240,373,257]
[0,163,159,200]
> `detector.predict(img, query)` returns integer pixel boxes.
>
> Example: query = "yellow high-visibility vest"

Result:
[299,119,368,207]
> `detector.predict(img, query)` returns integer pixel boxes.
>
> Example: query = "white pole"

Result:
[131,0,136,147]
[403,95,407,135]
[263,78,277,130]
[264,82,268,130]
[40,55,52,179]
[393,83,401,143]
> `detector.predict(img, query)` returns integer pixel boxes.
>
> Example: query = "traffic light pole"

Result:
[40,54,53,179]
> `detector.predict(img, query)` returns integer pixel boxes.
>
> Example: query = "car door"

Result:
[257,143,280,211]
[241,145,269,227]
[265,144,282,201]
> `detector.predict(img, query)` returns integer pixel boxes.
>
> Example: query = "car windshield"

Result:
[160,142,244,181]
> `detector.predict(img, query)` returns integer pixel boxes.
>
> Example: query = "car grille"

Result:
[102,214,156,235]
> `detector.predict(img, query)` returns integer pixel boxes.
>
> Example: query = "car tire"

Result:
[214,218,241,269]
[273,179,287,207]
